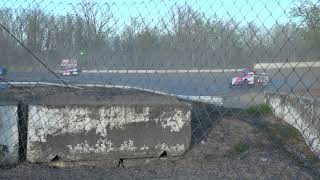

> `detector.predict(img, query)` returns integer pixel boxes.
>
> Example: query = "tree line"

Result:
[0,1,319,71]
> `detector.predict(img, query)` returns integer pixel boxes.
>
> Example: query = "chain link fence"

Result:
[0,0,320,179]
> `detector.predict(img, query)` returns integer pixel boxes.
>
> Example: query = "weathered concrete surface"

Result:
[2,116,319,179]
[265,92,320,158]
[26,88,191,163]
[0,105,19,165]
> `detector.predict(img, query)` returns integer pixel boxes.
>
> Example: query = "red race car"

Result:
[229,69,255,87]
[229,68,269,87]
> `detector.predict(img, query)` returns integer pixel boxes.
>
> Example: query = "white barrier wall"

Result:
[0,105,19,165]
[27,103,192,163]
[265,92,320,158]
[254,62,320,69]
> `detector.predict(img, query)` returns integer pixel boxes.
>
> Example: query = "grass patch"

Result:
[271,124,301,141]
[232,142,250,155]
[246,103,273,116]
[255,121,302,145]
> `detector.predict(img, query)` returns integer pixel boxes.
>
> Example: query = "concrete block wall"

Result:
[0,105,19,165]
[265,92,320,158]
[0,89,192,165]
[27,104,191,162]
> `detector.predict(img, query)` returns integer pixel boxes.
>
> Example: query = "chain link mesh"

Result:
[0,0,320,179]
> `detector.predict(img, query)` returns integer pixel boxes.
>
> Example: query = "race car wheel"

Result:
[243,79,249,86]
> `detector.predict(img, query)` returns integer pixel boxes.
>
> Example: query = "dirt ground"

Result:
[0,86,182,106]
[1,114,319,180]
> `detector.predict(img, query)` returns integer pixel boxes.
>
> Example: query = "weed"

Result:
[232,142,250,155]
[246,103,273,116]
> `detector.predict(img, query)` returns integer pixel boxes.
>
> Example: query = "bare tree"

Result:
[76,1,114,47]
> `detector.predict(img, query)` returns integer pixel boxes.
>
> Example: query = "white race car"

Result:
[255,72,269,86]
[60,59,79,76]
[61,68,79,76]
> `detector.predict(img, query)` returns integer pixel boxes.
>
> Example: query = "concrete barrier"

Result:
[254,61,320,69]
[81,69,244,74]
[176,95,223,106]
[26,90,192,163]
[0,105,19,165]
[265,92,320,158]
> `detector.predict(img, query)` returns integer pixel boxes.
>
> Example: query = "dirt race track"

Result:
[1,114,320,180]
